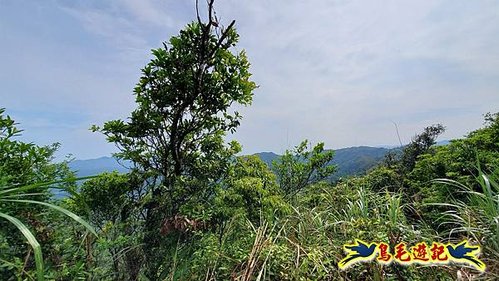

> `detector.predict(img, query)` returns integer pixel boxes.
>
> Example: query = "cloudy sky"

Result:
[1,0,498,160]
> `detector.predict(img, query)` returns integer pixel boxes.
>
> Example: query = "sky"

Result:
[1,0,498,160]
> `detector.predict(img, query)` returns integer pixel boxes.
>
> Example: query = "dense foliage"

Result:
[0,109,96,280]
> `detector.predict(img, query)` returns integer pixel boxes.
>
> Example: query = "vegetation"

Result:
[1,2,498,280]
[0,109,96,280]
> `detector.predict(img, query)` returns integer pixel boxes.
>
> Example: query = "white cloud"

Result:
[1,0,499,158]
[214,0,499,151]
[121,0,175,28]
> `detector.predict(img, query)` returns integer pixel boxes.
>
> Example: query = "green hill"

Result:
[70,146,390,181]
[255,146,390,182]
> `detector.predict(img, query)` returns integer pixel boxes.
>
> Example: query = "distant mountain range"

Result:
[254,146,390,181]
[69,146,394,181]
[69,157,130,177]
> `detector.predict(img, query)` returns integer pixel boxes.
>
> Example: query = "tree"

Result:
[212,155,287,224]
[272,140,336,197]
[72,172,142,280]
[0,109,69,188]
[399,124,445,173]
[92,1,257,277]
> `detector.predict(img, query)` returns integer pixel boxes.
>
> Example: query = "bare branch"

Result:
[195,0,202,24]
[208,0,215,24]
[208,20,236,59]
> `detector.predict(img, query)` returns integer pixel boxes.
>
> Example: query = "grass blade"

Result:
[4,199,97,236]
[0,175,98,196]
[0,212,44,281]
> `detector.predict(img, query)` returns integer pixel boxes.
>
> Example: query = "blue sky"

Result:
[1,0,498,160]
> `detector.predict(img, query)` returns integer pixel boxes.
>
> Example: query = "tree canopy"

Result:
[92,3,257,277]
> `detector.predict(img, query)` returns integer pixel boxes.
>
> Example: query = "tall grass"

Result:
[433,167,499,279]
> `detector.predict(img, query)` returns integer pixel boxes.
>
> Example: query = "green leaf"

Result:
[0,175,97,196]
[3,199,97,237]
[0,212,45,281]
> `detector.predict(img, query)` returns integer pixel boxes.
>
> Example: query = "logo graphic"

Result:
[338,240,377,269]
[339,239,485,271]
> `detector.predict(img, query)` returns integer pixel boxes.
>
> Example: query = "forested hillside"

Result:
[256,146,390,181]
[70,146,390,181]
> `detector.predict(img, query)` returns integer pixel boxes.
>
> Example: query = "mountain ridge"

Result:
[69,146,392,181]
